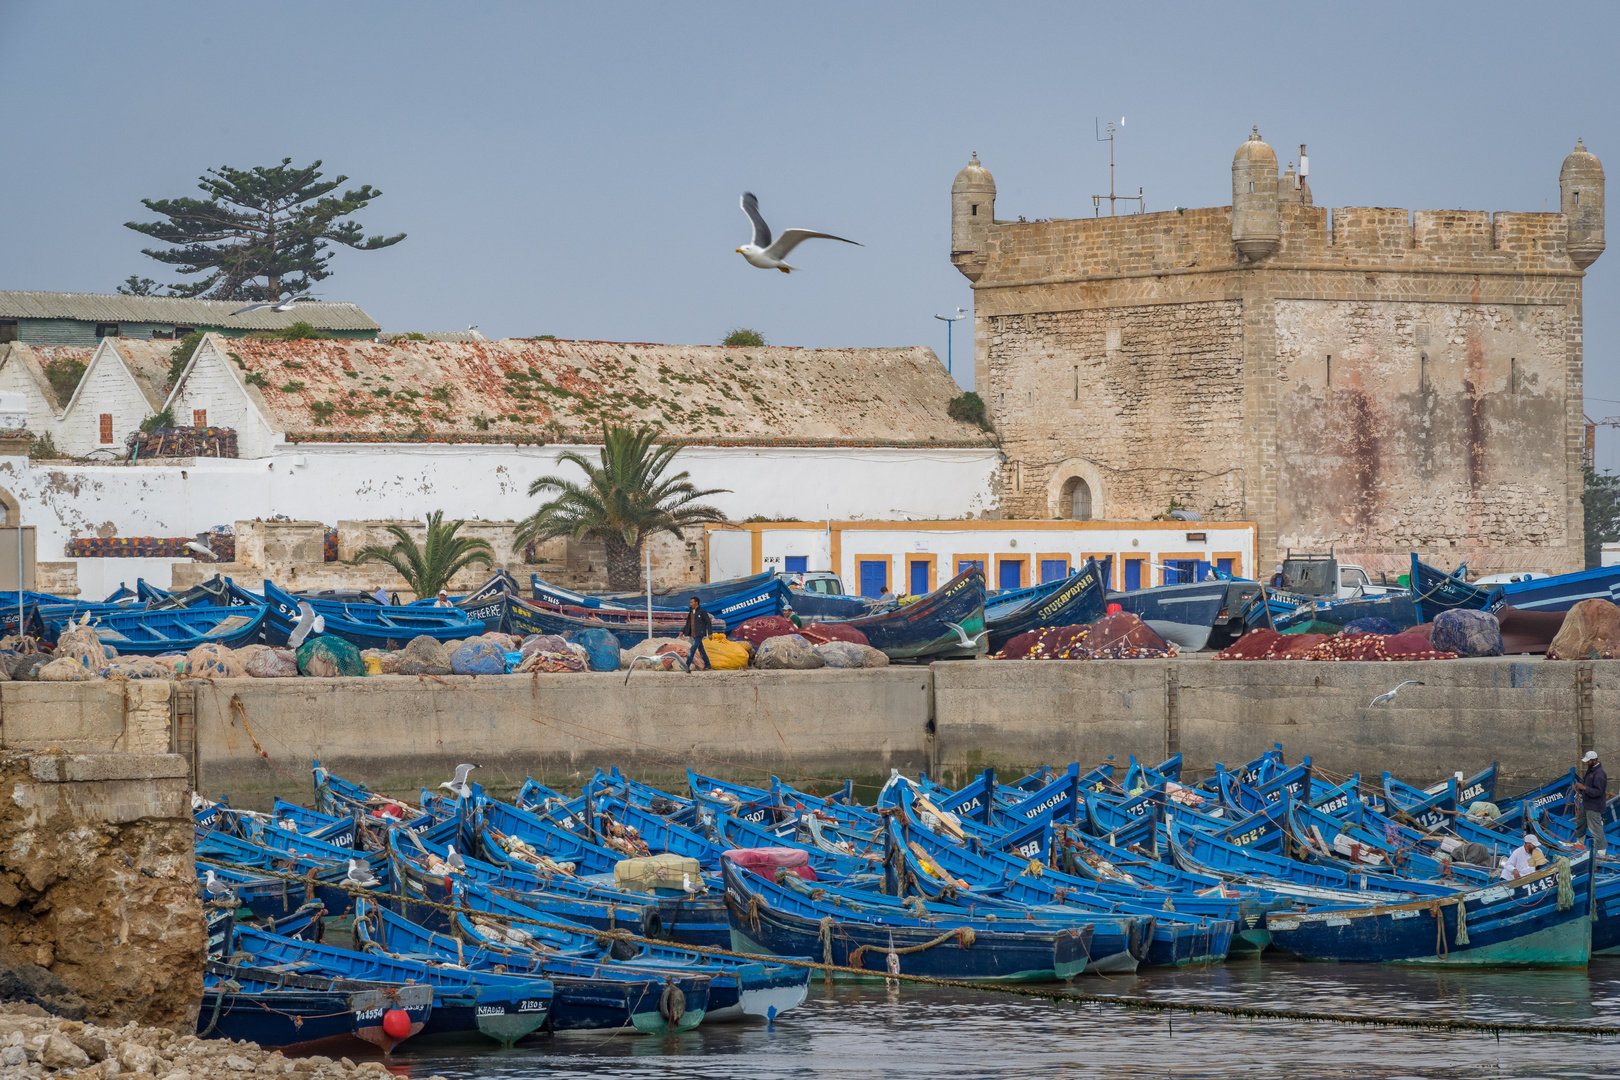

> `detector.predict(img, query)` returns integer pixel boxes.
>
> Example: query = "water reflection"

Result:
[382,958,1620,1079]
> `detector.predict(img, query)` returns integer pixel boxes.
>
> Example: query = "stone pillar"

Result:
[0,752,202,1029]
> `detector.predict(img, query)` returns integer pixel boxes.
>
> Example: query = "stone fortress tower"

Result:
[952,133,1604,580]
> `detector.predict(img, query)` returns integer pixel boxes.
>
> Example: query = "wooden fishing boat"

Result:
[1274,593,1419,633]
[199,961,433,1053]
[985,560,1107,654]
[820,568,987,660]
[785,588,872,618]
[465,591,687,648]
[1105,578,1230,651]
[262,579,475,650]
[1410,554,1491,622]
[1264,857,1594,966]
[52,603,266,654]
[1484,563,1620,614]
[532,570,788,623]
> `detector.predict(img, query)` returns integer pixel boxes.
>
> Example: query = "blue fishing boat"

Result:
[786,588,873,619]
[1273,593,1419,633]
[985,561,1107,654]
[1484,563,1620,613]
[1106,578,1231,651]
[261,579,475,650]
[199,961,434,1053]
[531,571,788,624]
[50,603,267,654]
[470,591,687,648]
[1410,554,1491,622]
[820,568,987,660]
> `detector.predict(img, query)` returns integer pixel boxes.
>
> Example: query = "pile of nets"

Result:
[1214,627,1457,661]
[995,612,1176,660]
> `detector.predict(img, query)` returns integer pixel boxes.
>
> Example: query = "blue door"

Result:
[1039,559,1069,584]
[910,561,929,596]
[1217,558,1234,577]
[859,561,888,598]
[784,555,807,574]
[998,560,1023,590]
[1165,559,1200,585]
[957,559,984,577]
[1124,559,1142,591]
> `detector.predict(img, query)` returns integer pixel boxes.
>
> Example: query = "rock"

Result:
[450,639,506,675]
[0,967,87,1021]
[224,1053,254,1070]
[243,647,299,679]
[71,1032,109,1060]
[119,1041,156,1073]
[184,643,244,678]
[568,629,621,672]
[41,1032,90,1068]
[295,635,365,677]
[1547,597,1620,660]
[755,634,823,670]
[37,657,104,681]
[0,1044,22,1066]
[397,636,452,676]
[1430,609,1504,657]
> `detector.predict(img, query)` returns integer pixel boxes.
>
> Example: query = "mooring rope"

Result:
[194,859,1619,1039]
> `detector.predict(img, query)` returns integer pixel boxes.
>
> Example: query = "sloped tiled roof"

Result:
[2,343,95,411]
[189,336,993,447]
[0,291,379,332]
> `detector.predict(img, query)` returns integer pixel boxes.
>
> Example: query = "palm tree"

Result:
[349,510,494,599]
[516,424,729,590]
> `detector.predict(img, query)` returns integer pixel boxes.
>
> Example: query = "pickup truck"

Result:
[1279,553,1403,600]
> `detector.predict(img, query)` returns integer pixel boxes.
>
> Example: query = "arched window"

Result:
[1061,477,1092,521]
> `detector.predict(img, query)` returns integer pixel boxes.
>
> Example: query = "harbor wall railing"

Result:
[0,658,1608,808]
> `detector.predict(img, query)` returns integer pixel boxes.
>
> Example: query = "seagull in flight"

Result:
[441,763,481,800]
[1369,680,1425,708]
[943,621,987,651]
[232,296,313,316]
[287,599,325,647]
[736,192,861,273]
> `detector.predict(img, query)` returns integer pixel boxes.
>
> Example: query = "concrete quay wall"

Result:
[0,658,1607,808]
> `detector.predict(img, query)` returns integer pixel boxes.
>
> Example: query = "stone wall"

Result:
[967,178,1589,577]
[0,680,172,754]
[0,752,201,1028]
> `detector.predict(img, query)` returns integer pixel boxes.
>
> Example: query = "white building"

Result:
[708,520,1258,596]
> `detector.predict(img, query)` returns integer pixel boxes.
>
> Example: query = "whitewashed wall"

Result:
[57,343,155,457]
[0,363,61,442]
[165,341,281,458]
[0,442,1001,563]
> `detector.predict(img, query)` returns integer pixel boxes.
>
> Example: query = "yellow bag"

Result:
[703,633,750,670]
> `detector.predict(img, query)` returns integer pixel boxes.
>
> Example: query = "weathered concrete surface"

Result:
[0,680,172,755]
[0,752,201,1029]
[191,669,933,808]
[933,657,1592,793]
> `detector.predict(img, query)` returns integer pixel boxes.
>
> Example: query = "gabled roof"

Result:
[171,335,993,447]
[0,343,94,412]
[0,291,379,332]
[101,339,181,410]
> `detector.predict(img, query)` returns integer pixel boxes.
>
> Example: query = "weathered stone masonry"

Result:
[952,136,1606,577]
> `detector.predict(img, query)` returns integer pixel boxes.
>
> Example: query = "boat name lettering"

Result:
[1268,918,1299,930]
[1124,802,1147,818]
[476,1005,508,1017]
[1317,795,1348,813]
[1022,792,1068,819]
[1459,782,1485,803]
[1014,839,1042,858]
[354,1006,387,1020]
[1518,876,1556,899]
[951,797,982,814]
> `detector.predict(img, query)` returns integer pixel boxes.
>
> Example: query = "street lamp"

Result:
[933,308,967,378]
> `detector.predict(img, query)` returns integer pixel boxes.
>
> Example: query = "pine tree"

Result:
[124,159,405,300]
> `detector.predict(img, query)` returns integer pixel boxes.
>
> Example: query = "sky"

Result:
[3,2,1620,463]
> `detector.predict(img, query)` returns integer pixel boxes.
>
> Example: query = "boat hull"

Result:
[1106,579,1229,651]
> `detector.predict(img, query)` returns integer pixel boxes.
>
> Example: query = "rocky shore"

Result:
[0,1002,448,1079]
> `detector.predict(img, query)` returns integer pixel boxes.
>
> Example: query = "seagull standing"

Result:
[1369,680,1425,708]
[440,763,481,800]
[231,296,312,316]
[288,599,325,647]
[446,844,466,872]
[735,192,861,273]
[345,858,380,888]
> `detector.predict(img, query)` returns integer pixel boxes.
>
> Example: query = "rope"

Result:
[847,927,975,971]
[195,859,1620,1038]
[1454,897,1470,946]
[1429,903,1448,960]
[1556,856,1574,911]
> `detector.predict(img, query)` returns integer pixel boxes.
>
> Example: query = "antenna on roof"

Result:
[1091,118,1145,218]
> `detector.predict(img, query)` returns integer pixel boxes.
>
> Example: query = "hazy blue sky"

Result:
[4,2,1619,461]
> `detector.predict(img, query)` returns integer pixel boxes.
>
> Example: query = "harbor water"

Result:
[377,957,1620,1078]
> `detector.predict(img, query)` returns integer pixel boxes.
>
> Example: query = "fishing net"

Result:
[295,635,365,677]
[397,635,452,676]
[813,640,887,668]
[1547,598,1620,660]
[797,622,870,647]
[755,634,823,670]
[186,643,244,678]
[1269,632,1330,659]
[1382,632,1457,660]
[1083,612,1174,655]
[1214,629,1285,659]
[450,639,506,675]
[729,616,797,647]
[1342,617,1402,636]
[245,647,300,678]
[568,628,622,672]
[55,628,109,672]
[1430,610,1504,657]
[104,657,173,680]
[38,658,102,681]
[996,625,1090,659]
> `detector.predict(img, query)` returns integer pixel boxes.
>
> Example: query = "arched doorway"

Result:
[1061,476,1092,520]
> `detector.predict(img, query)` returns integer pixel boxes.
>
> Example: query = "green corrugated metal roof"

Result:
[0,291,380,331]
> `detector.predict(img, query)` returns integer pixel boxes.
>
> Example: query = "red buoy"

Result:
[382,1009,411,1040]
[1106,603,1123,614]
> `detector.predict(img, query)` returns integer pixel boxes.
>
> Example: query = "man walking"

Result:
[1577,750,1609,858]
[682,597,713,673]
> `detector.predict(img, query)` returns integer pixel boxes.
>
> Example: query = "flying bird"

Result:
[440,763,481,799]
[736,192,861,273]
[287,599,325,647]
[943,621,987,651]
[232,296,312,316]
[1369,680,1425,708]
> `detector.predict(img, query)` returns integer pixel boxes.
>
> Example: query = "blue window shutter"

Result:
[784,555,807,574]
[1039,559,1069,584]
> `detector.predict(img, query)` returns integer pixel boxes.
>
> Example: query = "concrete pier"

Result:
[0,657,1607,808]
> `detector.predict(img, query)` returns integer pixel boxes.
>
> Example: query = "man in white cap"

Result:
[1577,750,1608,858]
[1499,833,1542,881]
[434,589,453,608]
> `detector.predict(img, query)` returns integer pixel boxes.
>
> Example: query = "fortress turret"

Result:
[951,153,996,281]
[1561,138,1605,270]
[1231,127,1280,260]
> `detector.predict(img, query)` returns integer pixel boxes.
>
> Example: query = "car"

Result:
[777,571,846,596]
[1471,571,1551,586]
